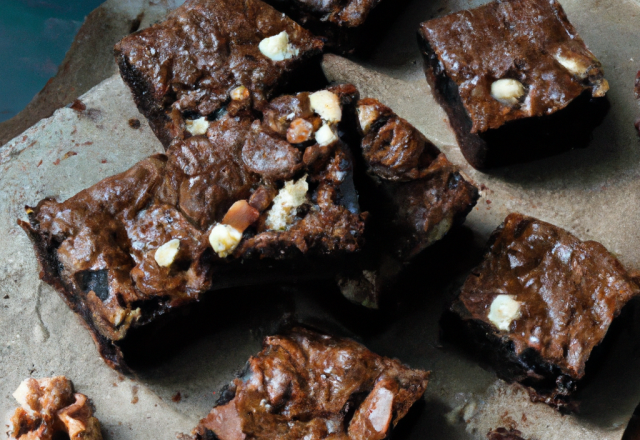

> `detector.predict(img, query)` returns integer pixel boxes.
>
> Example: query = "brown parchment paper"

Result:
[2,0,640,439]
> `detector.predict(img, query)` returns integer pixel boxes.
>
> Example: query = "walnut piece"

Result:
[9,376,102,440]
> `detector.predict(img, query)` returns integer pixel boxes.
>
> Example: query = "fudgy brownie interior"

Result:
[115,0,324,148]
[189,327,430,440]
[20,85,365,372]
[446,213,640,408]
[419,0,609,169]
[338,98,479,308]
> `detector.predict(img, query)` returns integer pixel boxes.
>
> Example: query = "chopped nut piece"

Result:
[315,124,338,147]
[258,31,299,61]
[9,377,102,440]
[357,104,380,134]
[490,79,526,105]
[230,85,250,101]
[265,175,308,231]
[185,117,209,136]
[222,200,260,232]
[286,118,314,144]
[554,53,589,79]
[154,239,180,267]
[309,90,342,123]
[209,224,243,258]
[488,294,521,331]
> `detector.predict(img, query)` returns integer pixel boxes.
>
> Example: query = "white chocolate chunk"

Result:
[209,224,243,258]
[265,175,308,231]
[491,79,525,105]
[554,53,589,79]
[310,90,342,123]
[315,124,338,147]
[259,31,299,61]
[488,294,521,331]
[185,117,209,136]
[154,239,180,267]
[357,105,379,134]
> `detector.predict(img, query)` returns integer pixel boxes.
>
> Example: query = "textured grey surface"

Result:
[1,0,640,439]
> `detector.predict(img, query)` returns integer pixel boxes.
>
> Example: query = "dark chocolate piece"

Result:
[20,86,365,372]
[339,98,479,308]
[418,0,609,169]
[115,0,323,148]
[449,213,640,408]
[190,327,430,440]
[487,428,527,440]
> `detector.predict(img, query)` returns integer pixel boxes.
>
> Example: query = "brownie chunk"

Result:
[190,327,430,440]
[20,86,365,371]
[339,98,479,308]
[9,376,102,440]
[449,213,640,408]
[264,0,385,50]
[419,0,609,169]
[115,0,323,148]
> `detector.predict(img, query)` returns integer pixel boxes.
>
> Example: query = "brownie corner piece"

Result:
[189,327,429,439]
[449,213,640,408]
[418,0,609,169]
[337,97,479,309]
[114,0,324,148]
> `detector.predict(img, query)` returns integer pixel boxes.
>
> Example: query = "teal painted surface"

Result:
[0,0,105,122]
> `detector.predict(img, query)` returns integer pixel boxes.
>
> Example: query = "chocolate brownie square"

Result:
[263,0,386,51]
[338,98,479,308]
[189,327,429,440]
[115,0,323,148]
[418,0,609,169]
[19,85,365,371]
[448,213,640,408]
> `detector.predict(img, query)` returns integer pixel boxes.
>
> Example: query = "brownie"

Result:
[189,327,430,440]
[9,376,102,440]
[263,0,385,51]
[418,0,610,169]
[114,0,324,148]
[338,98,479,308]
[19,85,365,372]
[448,213,640,408]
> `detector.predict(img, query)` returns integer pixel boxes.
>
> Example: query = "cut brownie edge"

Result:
[19,217,128,372]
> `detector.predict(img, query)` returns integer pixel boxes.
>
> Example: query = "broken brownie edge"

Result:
[189,327,430,440]
[446,213,640,408]
[114,0,324,148]
[338,98,479,308]
[419,0,609,170]
[19,85,366,372]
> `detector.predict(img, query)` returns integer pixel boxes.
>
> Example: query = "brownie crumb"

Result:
[128,118,141,129]
[172,392,182,403]
[69,99,86,112]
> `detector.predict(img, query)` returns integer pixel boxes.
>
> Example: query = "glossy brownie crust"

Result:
[338,98,479,308]
[450,213,639,407]
[191,327,430,440]
[19,86,365,372]
[115,0,323,148]
[264,0,384,50]
[419,0,609,169]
